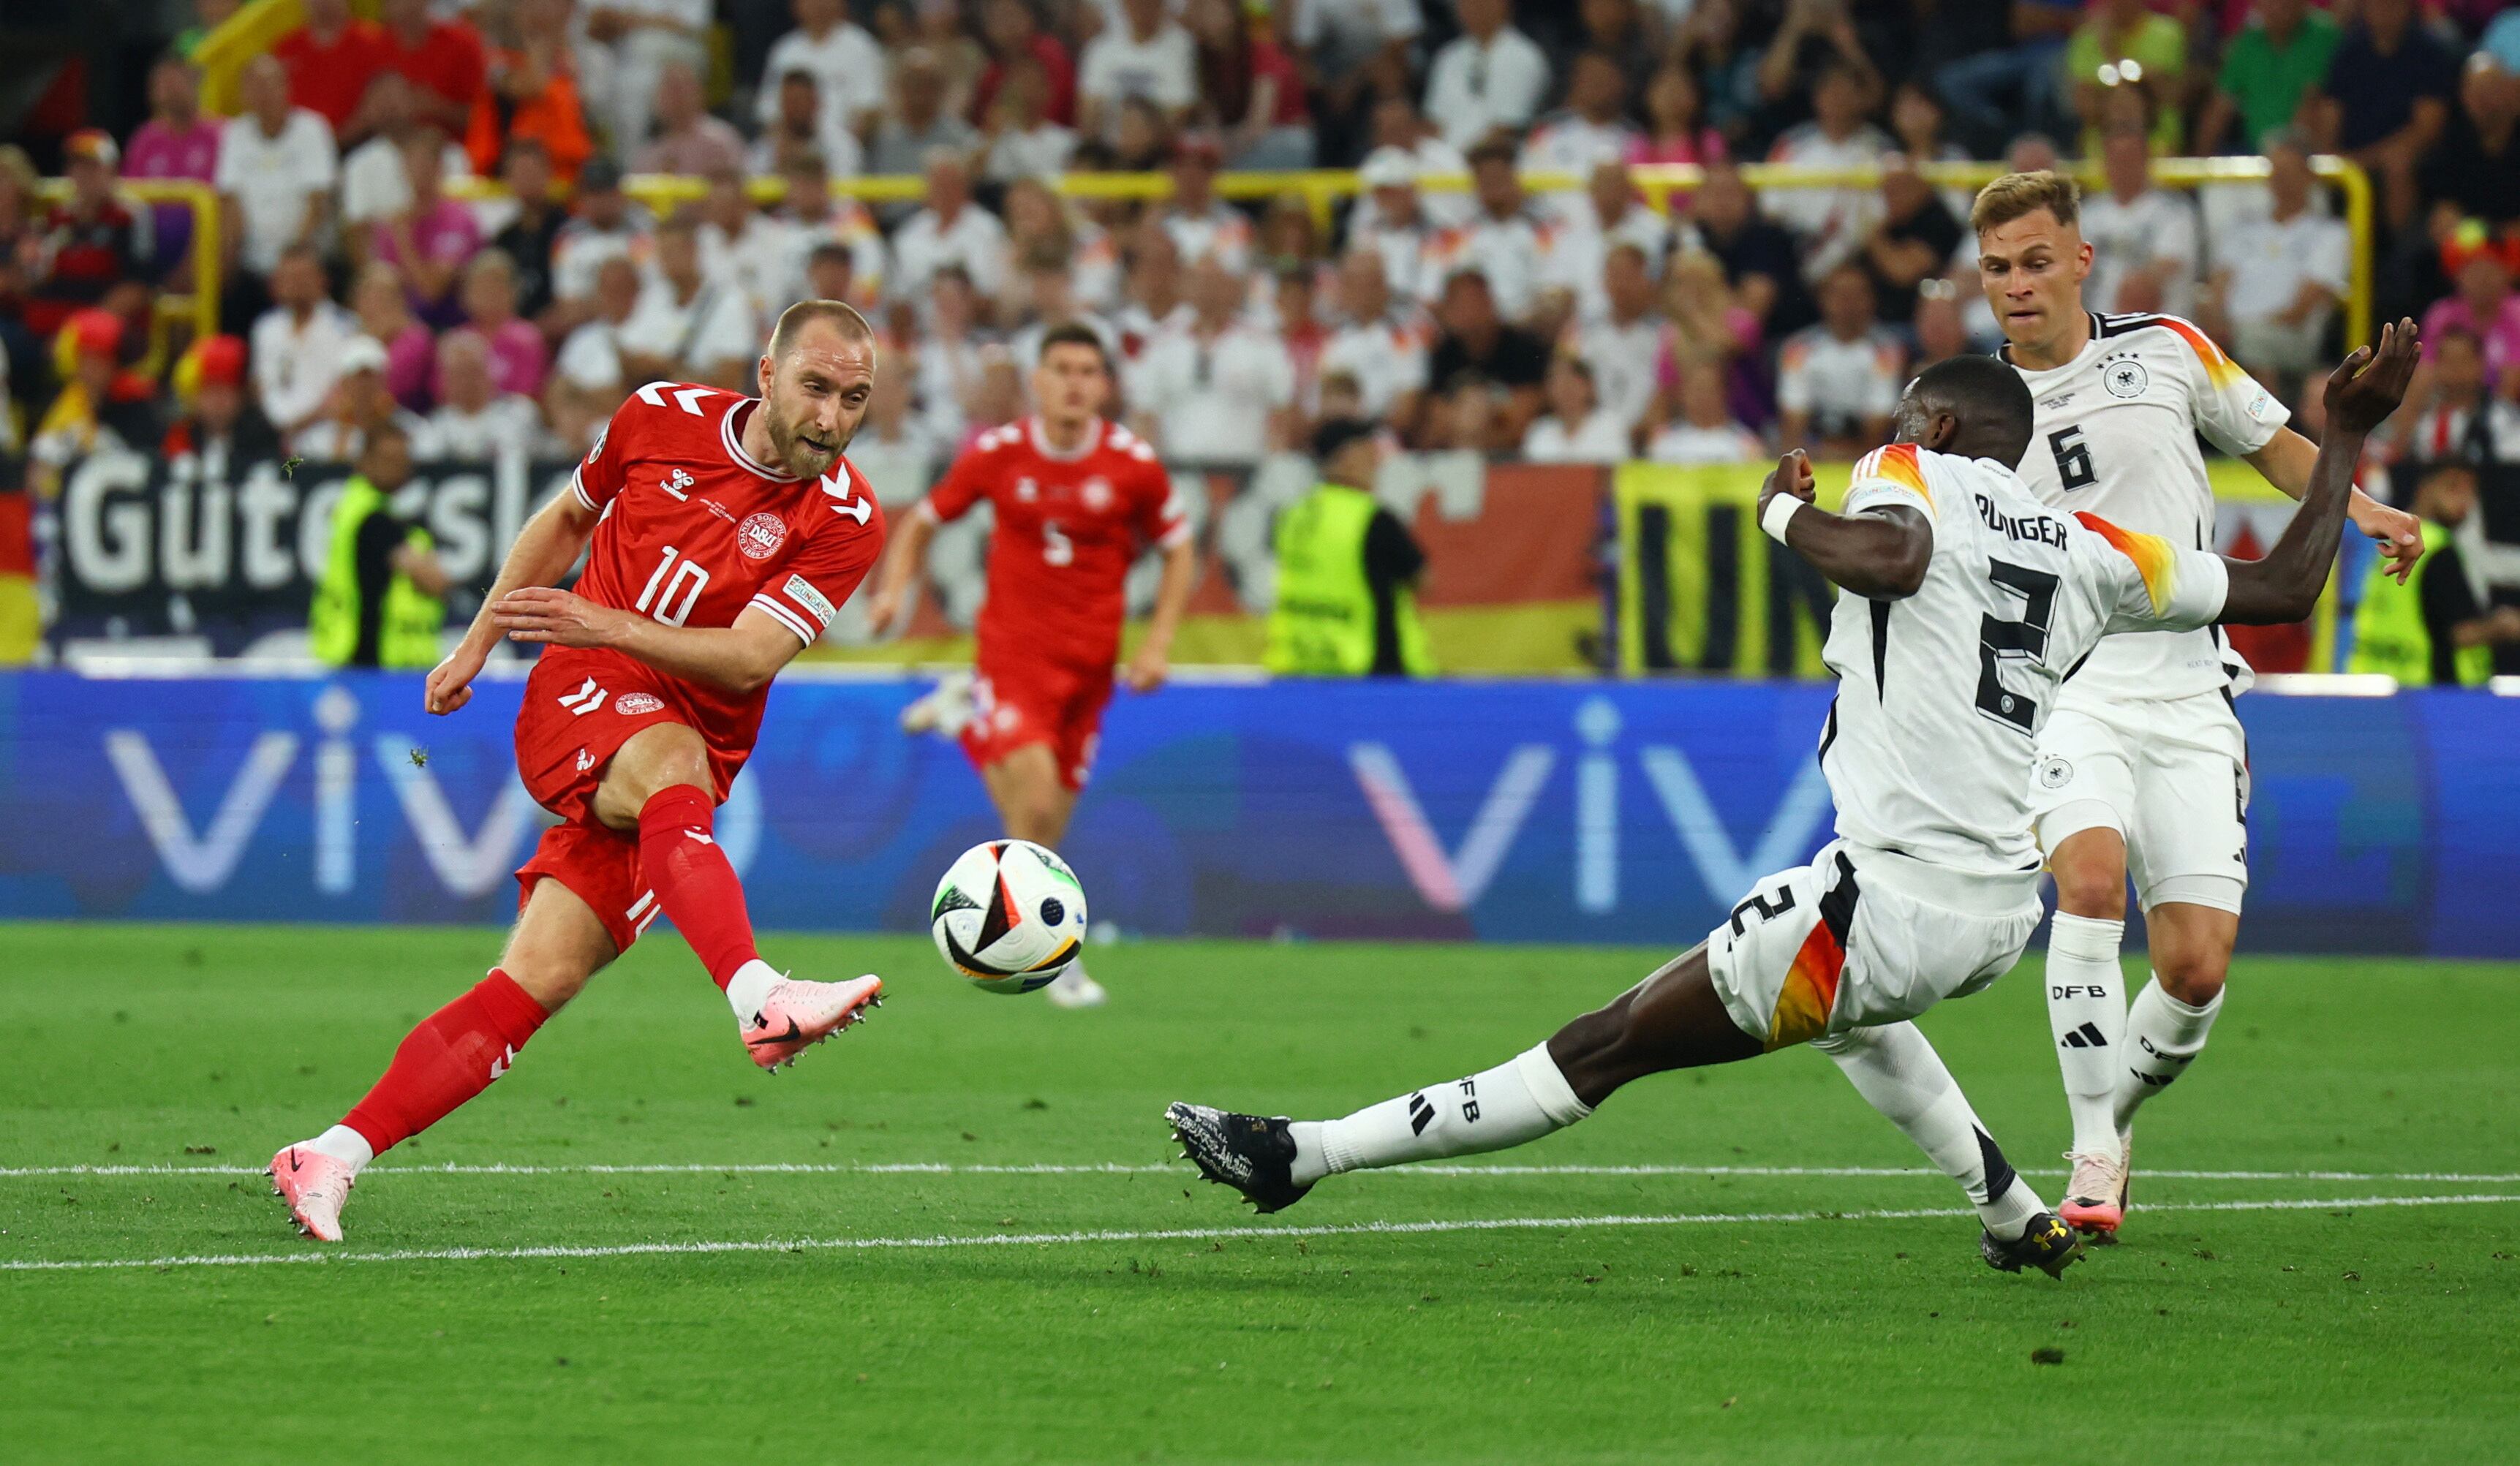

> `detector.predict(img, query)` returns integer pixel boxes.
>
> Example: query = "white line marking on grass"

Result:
[10,1161,2520,1183]
[5,1193,2515,1274]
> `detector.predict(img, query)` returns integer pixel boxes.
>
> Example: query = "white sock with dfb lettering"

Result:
[1814,1021,2045,1240]
[2114,975,2221,1132]
[1289,1045,1594,1187]
[2045,913,2130,1155]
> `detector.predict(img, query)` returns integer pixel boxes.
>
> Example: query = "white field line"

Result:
[4,1193,2515,1274]
[7,1160,2520,1183]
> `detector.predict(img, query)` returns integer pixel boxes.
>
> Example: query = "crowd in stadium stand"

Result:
[6,0,2520,498]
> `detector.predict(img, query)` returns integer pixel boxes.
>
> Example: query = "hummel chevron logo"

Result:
[635,382,717,416]
[747,1017,804,1049]
[488,1044,516,1080]
[684,828,714,845]
[2060,1022,2110,1049]
[557,678,608,716]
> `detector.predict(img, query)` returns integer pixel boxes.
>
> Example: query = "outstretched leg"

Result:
[594,722,881,1068]
[1811,1022,2047,1239]
[271,878,614,1240]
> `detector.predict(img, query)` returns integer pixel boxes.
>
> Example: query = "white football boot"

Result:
[899,671,976,738]
[1043,960,1107,1009]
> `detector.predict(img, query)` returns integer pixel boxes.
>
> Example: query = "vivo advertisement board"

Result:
[0,672,2510,956]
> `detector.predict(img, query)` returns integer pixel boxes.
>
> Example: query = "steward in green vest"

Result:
[309,423,451,669]
[2346,460,2516,686]
[1265,419,1434,676]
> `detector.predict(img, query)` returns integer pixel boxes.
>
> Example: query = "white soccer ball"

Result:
[930,839,1089,994]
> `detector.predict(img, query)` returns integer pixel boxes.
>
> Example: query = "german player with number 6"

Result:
[1972,173,2425,1240]
[864,324,1196,1009]
[267,301,892,1243]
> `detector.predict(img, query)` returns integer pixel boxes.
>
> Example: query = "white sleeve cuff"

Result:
[747,594,820,646]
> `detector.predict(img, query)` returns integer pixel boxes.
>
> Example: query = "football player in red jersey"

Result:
[268,301,891,1242]
[864,324,1195,1008]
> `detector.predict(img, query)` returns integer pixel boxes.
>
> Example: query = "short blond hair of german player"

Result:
[1970,170,2083,235]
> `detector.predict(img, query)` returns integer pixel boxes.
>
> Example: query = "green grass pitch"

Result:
[2,922,2515,1463]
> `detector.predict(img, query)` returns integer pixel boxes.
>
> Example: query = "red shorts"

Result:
[960,657,1114,792]
[510,646,711,955]
[515,820,657,956]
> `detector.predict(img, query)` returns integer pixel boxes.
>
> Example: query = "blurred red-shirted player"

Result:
[268,302,890,1243]
[864,324,1196,1008]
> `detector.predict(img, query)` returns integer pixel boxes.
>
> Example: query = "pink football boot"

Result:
[742,975,883,1070]
[269,1144,358,1242]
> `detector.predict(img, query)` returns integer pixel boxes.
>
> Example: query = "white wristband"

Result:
[1761,494,1805,545]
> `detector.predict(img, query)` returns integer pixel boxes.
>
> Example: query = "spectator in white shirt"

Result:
[1369,94,1475,226]
[548,159,653,318]
[694,164,790,333]
[755,0,885,148]
[2202,136,2348,391]
[891,150,1011,306]
[1345,147,1436,298]
[250,246,361,438]
[429,331,544,462]
[1159,134,1253,271]
[1521,355,1631,462]
[581,0,709,165]
[1079,0,1199,141]
[1518,51,1642,184]
[2078,125,2200,318]
[777,156,892,311]
[1416,137,1565,325]
[914,265,997,447]
[848,359,946,517]
[619,216,759,390]
[1421,0,1552,151]
[1128,256,1298,462]
[1776,265,1904,456]
[867,47,983,181]
[1008,251,1120,386]
[633,58,747,176]
[549,254,643,445]
[1566,241,1664,436]
[1115,224,1192,360]
[1320,246,1432,424]
[1762,61,1895,286]
[1648,358,1766,464]
[217,56,336,281]
[339,72,471,236]
[978,57,1078,185]
[294,333,443,461]
[1555,161,1678,325]
[750,68,867,179]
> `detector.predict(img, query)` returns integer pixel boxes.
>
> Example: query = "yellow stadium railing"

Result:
[559,154,2372,350]
[32,179,222,344]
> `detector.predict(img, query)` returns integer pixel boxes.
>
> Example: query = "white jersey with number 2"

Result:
[1818,444,2231,885]
[2006,311,2287,701]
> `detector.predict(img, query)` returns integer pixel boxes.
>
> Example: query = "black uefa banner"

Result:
[48,451,581,653]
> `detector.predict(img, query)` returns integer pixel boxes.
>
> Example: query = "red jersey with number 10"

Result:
[921,417,1185,670]
[567,380,887,757]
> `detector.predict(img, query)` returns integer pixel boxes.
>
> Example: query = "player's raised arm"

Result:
[2218,320,2419,626]
[1757,450,1934,600]
[424,485,606,715]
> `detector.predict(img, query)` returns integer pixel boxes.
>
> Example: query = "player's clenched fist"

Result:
[423,638,491,716]
[1759,449,1817,515]
[493,586,630,649]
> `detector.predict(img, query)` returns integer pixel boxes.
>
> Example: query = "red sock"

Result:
[343,970,549,1157]
[638,784,761,989]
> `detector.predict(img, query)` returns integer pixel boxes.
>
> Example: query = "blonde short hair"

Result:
[1970,170,2082,235]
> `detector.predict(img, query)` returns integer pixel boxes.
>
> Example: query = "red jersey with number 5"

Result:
[920,417,1185,670]
[567,380,888,756]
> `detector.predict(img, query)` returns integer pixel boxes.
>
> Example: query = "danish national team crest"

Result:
[736,511,787,560]
[615,692,665,715]
[1082,477,1114,512]
[2104,359,2149,398]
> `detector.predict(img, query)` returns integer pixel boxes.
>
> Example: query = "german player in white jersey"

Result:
[1972,172,2424,1239]
[1164,330,2416,1276]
